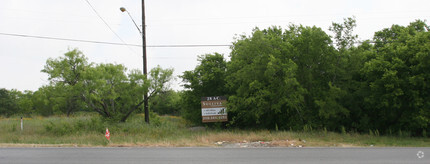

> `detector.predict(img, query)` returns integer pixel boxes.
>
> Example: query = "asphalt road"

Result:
[0,147,429,164]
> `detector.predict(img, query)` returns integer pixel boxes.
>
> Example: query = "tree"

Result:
[42,49,174,122]
[283,25,343,130]
[226,27,306,129]
[338,41,374,132]
[31,86,66,116]
[361,20,430,135]
[329,17,358,52]
[150,90,181,115]
[316,17,360,130]
[148,66,174,100]
[0,88,19,116]
[81,63,148,122]
[147,66,177,115]
[41,48,89,116]
[178,20,430,134]
[81,64,174,122]
[328,17,358,86]
[180,53,228,125]
[12,90,34,116]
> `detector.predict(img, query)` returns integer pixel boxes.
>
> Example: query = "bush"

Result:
[44,115,106,136]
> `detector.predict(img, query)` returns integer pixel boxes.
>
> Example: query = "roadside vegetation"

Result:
[0,114,429,147]
[181,18,430,136]
[1,17,429,146]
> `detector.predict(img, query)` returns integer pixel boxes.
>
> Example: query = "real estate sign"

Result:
[201,96,228,123]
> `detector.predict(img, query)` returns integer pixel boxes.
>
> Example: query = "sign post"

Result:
[201,96,228,123]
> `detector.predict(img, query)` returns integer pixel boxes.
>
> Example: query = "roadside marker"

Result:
[21,117,23,131]
[105,128,110,141]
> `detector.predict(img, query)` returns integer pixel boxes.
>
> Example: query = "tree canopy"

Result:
[180,19,430,136]
[180,53,228,124]
[1,48,174,122]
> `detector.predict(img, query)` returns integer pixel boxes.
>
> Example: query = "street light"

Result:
[120,2,149,124]
[119,7,142,36]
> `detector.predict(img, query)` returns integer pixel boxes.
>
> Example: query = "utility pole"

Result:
[120,1,149,124]
[142,0,149,124]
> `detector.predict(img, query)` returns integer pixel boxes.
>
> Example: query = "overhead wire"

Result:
[0,32,231,47]
[83,0,139,55]
[1,31,400,49]
[0,32,138,47]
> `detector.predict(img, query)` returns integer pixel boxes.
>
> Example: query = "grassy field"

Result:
[0,113,429,147]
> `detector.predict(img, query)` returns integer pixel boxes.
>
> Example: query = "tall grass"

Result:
[1,114,429,147]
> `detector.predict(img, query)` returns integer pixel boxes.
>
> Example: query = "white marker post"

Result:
[20,116,23,131]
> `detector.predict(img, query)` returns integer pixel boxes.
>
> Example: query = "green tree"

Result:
[180,53,228,125]
[11,90,35,116]
[0,88,19,116]
[81,64,173,122]
[148,66,174,99]
[362,20,430,135]
[1,89,46,117]
[150,90,181,115]
[226,24,353,130]
[42,49,174,122]
[31,86,68,116]
[81,63,149,122]
[339,41,374,132]
[328,17,358,87]
[227,27,306,129]
[284,25,342,129]
[329,17,358,52]
[41,48,89,116]
[317,17,360,131]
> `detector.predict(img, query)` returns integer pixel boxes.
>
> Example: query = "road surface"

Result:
[0,147,429,164]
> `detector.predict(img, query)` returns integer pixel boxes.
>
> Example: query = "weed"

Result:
[375,129,380,137]
[1,115,429,147]
[341,126,346,135]
[9,123,17,132]
[303,124,313,132]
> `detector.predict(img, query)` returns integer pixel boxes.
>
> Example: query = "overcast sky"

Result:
[1,0,429,92]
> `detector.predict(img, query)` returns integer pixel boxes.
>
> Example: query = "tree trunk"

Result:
[120,99,145,122]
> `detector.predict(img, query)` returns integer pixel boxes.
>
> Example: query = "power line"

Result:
[0,32,231,48]
[148,44,231,47]
[84,0,126,44]
[83,0,138,54]
[1,32,393,48]
[0,32,139,46]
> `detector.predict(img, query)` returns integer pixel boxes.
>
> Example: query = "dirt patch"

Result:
[215,140,306,148]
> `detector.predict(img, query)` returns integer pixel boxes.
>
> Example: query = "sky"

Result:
[1,0,429,92]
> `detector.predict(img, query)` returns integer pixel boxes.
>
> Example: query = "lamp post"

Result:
[120,1,149,124]
[119,7,142,35]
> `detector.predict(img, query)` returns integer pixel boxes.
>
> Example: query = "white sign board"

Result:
[202,107,227,116]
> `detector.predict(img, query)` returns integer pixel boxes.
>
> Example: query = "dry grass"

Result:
[1,114,429,147]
